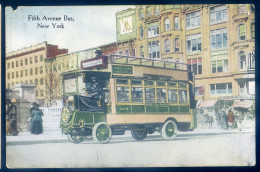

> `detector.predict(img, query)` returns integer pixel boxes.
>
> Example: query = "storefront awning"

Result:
[197,99,218,108]
[232,100,253,109]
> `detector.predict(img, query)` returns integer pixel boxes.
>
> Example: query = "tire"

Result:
[131,127,147,140]
[92,122,112,144]
[67,134,84,144]
[161,120,178,140]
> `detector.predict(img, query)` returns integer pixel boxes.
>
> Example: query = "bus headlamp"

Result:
[61,106,72,123]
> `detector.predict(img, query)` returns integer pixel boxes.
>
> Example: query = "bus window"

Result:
[179,90,188,103]
[117,78,129,85]
[64,74,76,93]
[78,74,85,94]
[168,81,178,88]
[117,87,129,103]
[145,88,155,103]
[131,87,143,102]
[179,82,187,88]
[144,80,154,86]
[131,79,142,85]
[157,81,166,87]
[157,88,167,103]
[168,89,178,103]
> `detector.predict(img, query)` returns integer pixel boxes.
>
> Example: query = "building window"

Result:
[210,28,227,50]
[20,60,23,66]
[148,41,160,58]
[187,58,202,75]
[25,58,28,65]
[238,4,246,14]
[40,55,43,62]
[164,18,170,31]
[30,68,33,75]
[8,73,10,79]
[12,72,14,79]
[174,16,179,29]
[25,70,28,76]
[148,23,159,38]
[40,78,44,85]
[140,26,144,38]
[155,5,160,15]
[7,63,10,69]
[11,62,14,68]
[186,11,201,30]
[131,49,136,56]
[238,24,246,40]
[30,57,33,64]
[39,66,43,74]
[35,56,38,63]
[16,61,18,67]
[210,5,227,25]
[164,39,170,53]
[186,34,202,53]
[239,81,248,95]
[211,59,228,73]
[20,71,23,77]
[139,8,144,19]
[210,83,232,95]
[147,6,151,17]
[140,46,144,57]
[125,50,129,56]
[175,38,180,52]
[239,51,247,70]
[165,5,171,10]
[35,79,38,86]
[35,67,38,75]
[251,23,255,39]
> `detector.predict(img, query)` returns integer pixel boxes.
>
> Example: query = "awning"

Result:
[197,99,218,108]
[232,100,253,109]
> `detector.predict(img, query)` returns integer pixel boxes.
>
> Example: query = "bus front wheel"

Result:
[67,134,84,144]
[161,120,177,140]
[131,127,147,140]
[92,122,112,144]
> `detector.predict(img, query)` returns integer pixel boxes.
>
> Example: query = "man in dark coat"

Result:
[7,98,19,136]
[220,109,228,130]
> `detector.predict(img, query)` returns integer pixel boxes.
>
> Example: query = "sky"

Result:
[6,6,135,53]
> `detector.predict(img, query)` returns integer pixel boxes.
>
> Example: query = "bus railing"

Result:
[109,55,189,70]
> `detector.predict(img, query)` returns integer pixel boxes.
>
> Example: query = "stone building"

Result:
[6,41,68,106]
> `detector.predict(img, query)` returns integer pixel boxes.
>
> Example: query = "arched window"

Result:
[251,23,255,39]
[164,39,170,53]
[165,18,170,31]
[239,51,247,70]
[147,7,151,17]
[174,16,179,29]
[175,38,180,52]
[155,5,160,15]
[238,24,246,40]
[139,8,144,19]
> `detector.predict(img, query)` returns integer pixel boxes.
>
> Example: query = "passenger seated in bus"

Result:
[85,77,100,98]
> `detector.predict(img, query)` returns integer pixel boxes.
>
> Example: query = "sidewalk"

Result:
[6,127,254,145]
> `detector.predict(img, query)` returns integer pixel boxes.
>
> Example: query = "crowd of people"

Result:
[202,108,238,130]
[6,99,44,136]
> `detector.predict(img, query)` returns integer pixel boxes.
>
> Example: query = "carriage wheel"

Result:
[131,127,147,140]
[92,122,112,144]
[67,134,84,144]
[161,120,177,140]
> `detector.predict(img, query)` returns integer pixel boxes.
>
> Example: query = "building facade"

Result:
[6,42,68,106]
[117,4,255,105]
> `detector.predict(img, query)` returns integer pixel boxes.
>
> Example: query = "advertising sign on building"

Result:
[116,8,136,41]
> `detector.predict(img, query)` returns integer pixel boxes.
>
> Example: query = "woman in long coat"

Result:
[30,103,44,134]
[220,109,228,130]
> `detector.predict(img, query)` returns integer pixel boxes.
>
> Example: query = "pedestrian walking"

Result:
[6,98,19,136]
[202,110,209,129]
[227,109,235,129]
[220,109,228,130]
[216,110,221,129]
[28,102,38,131]
[208,115,214,129]
[30,103,44,134]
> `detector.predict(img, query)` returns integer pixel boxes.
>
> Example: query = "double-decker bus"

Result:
[60,54,195,144]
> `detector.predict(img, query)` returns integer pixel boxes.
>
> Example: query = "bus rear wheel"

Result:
[92,122,112,144]
[161,120,177,140]
[67,134,84,144]
[131,127,147,140]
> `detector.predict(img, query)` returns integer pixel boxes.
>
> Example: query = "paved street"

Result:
[6,129,255,168]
